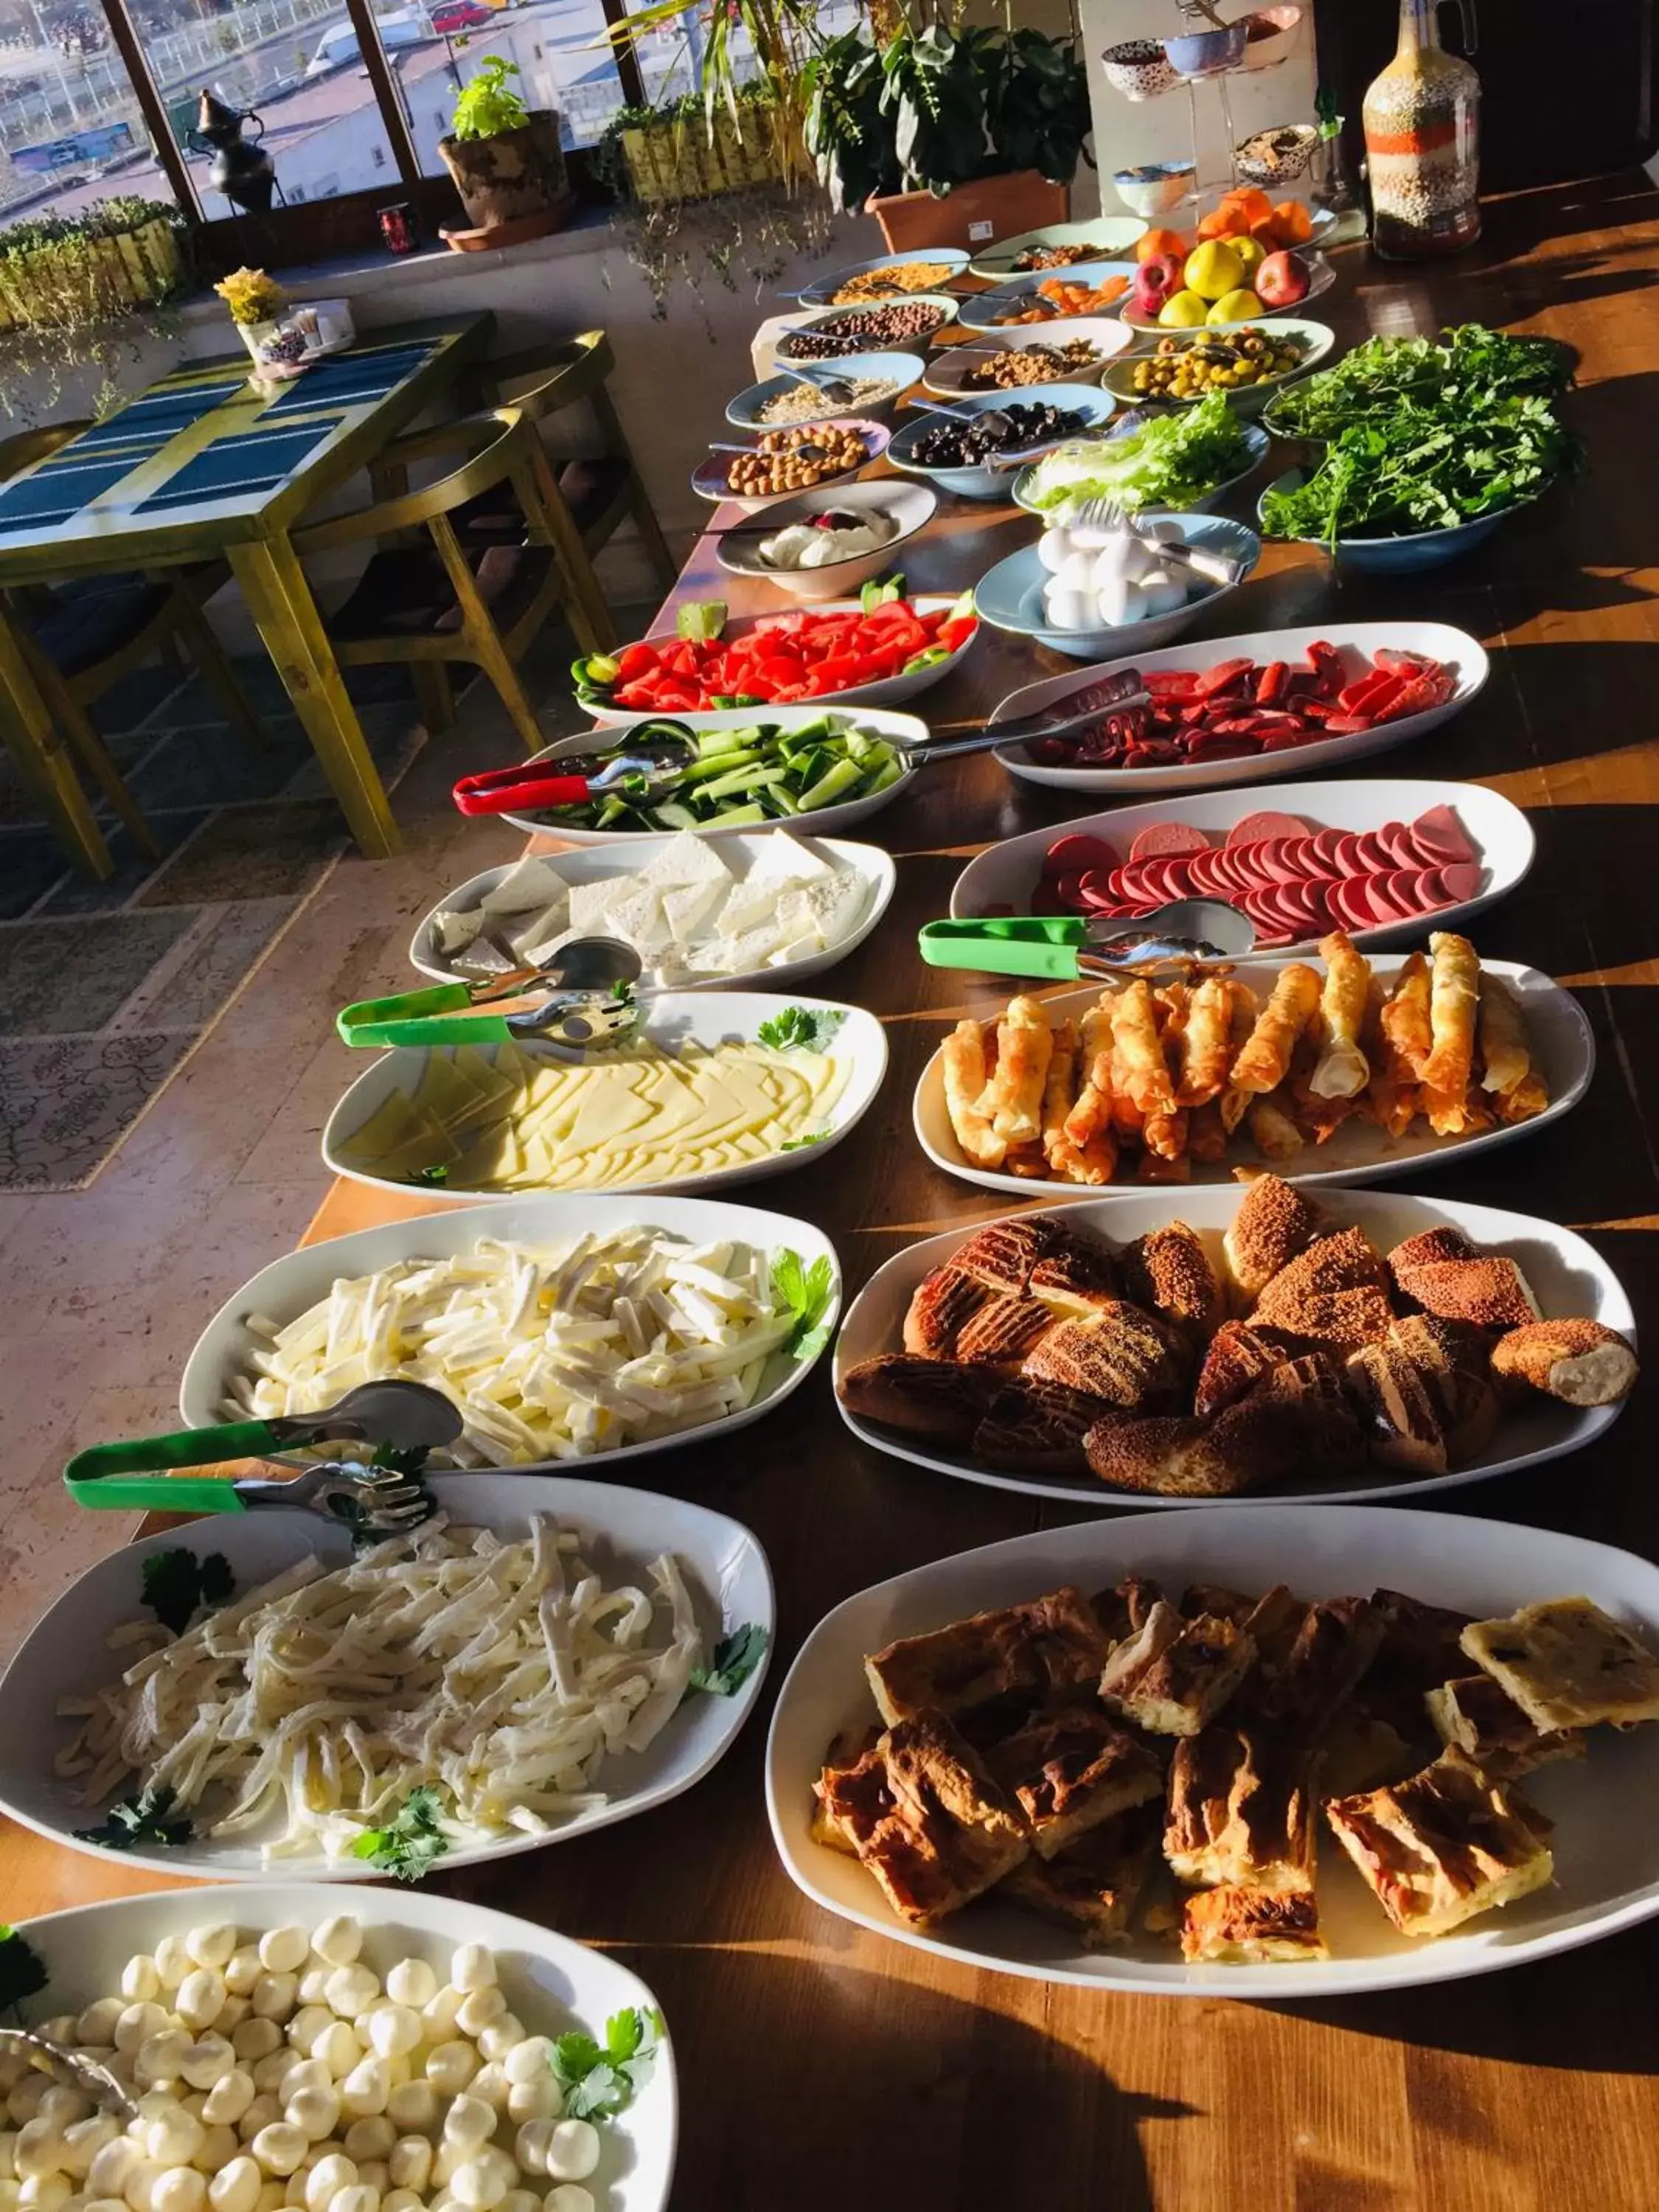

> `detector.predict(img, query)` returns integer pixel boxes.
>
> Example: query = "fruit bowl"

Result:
[1121,249,1335,330]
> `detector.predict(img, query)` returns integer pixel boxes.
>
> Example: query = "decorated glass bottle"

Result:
[1363,0,1481,259]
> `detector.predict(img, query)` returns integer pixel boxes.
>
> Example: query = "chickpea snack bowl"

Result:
[0,1889,677,2212]
[691,419,890,516]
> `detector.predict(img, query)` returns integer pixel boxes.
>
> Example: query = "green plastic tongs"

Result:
[63,1380,462,1517]
[918,903,1254,983]
[336,936,646,1049]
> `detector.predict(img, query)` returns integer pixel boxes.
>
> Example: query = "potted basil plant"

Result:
[438,57,570,248]
[804,13,1093,252]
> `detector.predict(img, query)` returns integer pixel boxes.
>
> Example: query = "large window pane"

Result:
[411,0,627,161]
[0,3,182,229]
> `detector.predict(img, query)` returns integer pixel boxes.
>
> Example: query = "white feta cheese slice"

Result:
[430,908,484,956]
[636,832,733,890]
[713,881,785,937]
[566,875,623,936]
[718,921,796,974]
[746,829,834,883]
[661,878,726,945]
[479,855,571,914]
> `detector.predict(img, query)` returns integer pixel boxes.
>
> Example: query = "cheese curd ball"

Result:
[0,1930,633,2212]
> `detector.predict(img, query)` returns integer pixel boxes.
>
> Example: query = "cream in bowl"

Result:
[716,480,936,602]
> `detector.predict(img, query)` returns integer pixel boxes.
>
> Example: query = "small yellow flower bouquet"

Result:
[214,267,285,327]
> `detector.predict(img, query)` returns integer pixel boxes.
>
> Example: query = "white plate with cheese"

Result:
[181,1189,841,1470]
[411,831,897,992]
[324,992,888,1203]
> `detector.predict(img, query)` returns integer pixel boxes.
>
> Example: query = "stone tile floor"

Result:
[0,619,624,1661]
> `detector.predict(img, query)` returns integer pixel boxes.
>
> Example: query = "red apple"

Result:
[1132,252,1183,312]
[1256,248,1310,308]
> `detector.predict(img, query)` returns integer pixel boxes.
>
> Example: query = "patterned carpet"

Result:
[0,655,425,1191]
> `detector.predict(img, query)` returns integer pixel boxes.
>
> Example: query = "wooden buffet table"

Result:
[7,171,1659,2211]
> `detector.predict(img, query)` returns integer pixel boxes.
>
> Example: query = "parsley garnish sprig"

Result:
[74,1784,193,1852]
[551,2008,664,2121]
[757,1006,845,1053]
[352,1786,449,1882]
[688,1624,768,1697]
[141,1548,234,1636]
[0,1926,48,2013]
[770,1248,837,1360]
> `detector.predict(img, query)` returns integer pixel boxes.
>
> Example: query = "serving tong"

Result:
[63,1379,461,1520]
[447,672,1154,828]
[338,935,646,1051]
[0,2031,136,2118]
[918,905,1256,982]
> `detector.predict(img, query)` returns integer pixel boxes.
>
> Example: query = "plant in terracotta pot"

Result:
[438,56,571,248]
[803,5,1093,251]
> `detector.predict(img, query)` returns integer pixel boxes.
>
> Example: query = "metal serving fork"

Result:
[1062,493,1248,587]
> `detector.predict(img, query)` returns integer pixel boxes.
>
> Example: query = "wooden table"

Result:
[8,172,1659,2210]
[0,313,492,869]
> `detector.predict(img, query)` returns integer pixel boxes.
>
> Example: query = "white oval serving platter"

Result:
[913,957,1590,1200]
[766,1502,1659,1996]
[411,833,897,991]
[989,622,1489,795]
[0,1472,773,1882]
[324,990,888,1203]
[832,1183,1630,1507]
[181,1189,840,1469]
[947,776,1535,954]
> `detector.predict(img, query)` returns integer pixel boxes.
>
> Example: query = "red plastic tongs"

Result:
[452,731,698,819]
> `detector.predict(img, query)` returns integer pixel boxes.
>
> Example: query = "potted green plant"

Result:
[804,10,1093,252]
[0,197,189,418]
[437,56,571,248]
[212,264,286,360]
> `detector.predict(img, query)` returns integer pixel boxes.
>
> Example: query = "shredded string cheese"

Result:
[55,1514,704,1864]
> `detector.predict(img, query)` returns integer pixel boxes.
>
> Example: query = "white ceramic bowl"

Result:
[920,318,1136,397]
[794,247,971,310]
[325,989,888,1203]
[959,266,1138,333]
[1110,161,1197,218]
[1234,120,1320,184]
[576,600,976,732]
[914,957,1592,1200]
[947,775,1536,953]
[691,416,890,519]
[724,352,924,435]
[768,1502,1659,1994]
[967,215,1146,282]
[973,514,1260,660]
[834,1185,1626,1507]
[754,294,961,380]
[886,383,1116,500]
[0,1472,773,1885]
[1102,316,1335,417]
[181,1190,840,1467]
[4,1888,676,2205]
[515,703,929,841]
[712,479,936,602]
[987,619,1489,793]
[409,833,897,991]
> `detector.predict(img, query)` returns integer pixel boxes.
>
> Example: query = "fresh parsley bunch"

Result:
[551,2008,664,2121]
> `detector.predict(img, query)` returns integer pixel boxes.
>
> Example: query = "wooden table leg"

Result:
[228,535,401,859]
[0,605,111,878]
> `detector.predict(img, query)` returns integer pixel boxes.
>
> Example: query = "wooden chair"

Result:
[470,329,677,648]
[293,407,593,756]
[0,420,265,861]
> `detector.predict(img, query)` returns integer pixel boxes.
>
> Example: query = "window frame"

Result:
[72,0,646,274]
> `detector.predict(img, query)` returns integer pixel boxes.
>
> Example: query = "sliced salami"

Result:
[1439,860,1484,904]
[1226,810,1310,846]
[1411,804,1475,864]
[1352,830,1394,874]
[1312,827,1348,870]
[1378,820,1418,869]
[1130,821,1211,861]
[1046,832,1121,878]
[1333,832,1366,878]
